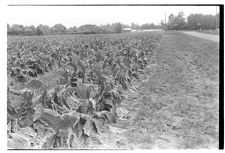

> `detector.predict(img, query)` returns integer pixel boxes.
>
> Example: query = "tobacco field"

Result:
[7,32,162,149]
[7,32,219,149]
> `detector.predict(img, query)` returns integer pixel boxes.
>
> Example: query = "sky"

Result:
[7,6,219,28]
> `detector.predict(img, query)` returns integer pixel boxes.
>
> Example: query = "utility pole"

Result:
[197,14,201,31]
[165,12,166,33]
[216,6,218,30]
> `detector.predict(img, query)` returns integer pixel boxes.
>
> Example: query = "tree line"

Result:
[7,12,219,36]
[7,23,126,36]
[7,22,164,36]
[166,12,219,30]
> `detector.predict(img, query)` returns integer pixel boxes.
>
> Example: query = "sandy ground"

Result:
[182,31,219,42]
[95,32,219,149]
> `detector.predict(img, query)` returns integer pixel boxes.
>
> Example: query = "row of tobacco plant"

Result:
[7,32,161,149]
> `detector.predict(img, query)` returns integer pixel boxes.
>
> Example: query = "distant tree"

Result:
[149,23,155,28]
[187,13,218,30]
[140,23,149,29]
[36,26,43,35]
[131,23,140,30]
[216,13,220,29]
[113,23,122,33]
[7,24,11,35]
[187,14,197,30]
[160,20,165,29]
[167,12,187,30]
[167,14,175,30]
[175,12,187,30]
[10,24,25,35]
[37,24,51,35]
[67,26,77,34]
[51,24,66,34]
[122,24,130,28]
[199,14,217,30]
[99,24,113,33]
[24,25,36,35]
[78,24,102,34]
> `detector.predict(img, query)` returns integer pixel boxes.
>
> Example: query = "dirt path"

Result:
[97,32,219,149]
[182,31,219,42]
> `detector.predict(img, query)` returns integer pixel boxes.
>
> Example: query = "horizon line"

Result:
[7,22,163,27]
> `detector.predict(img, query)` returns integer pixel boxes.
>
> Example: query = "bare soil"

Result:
[95,32,219,149]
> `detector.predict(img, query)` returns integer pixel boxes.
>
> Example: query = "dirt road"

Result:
[182,31,219,42]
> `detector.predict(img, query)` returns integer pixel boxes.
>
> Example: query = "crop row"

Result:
[7,32,161,149]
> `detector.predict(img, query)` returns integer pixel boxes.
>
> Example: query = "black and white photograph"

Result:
[5,1,222,150]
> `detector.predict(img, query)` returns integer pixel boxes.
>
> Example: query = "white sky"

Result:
[7,6,219,28]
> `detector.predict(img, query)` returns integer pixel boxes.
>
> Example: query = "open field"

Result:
[7,31,219,149]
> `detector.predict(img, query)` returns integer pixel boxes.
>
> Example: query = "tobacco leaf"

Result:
[83,120,92,136]
[17,95,35,128]
[39,90,53,109]
[25,79,47,93]
[42,133,56,149]
[96,110,112,123]
[91,118,107,134]
[8,133,30,149]
[37,109,80,132]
